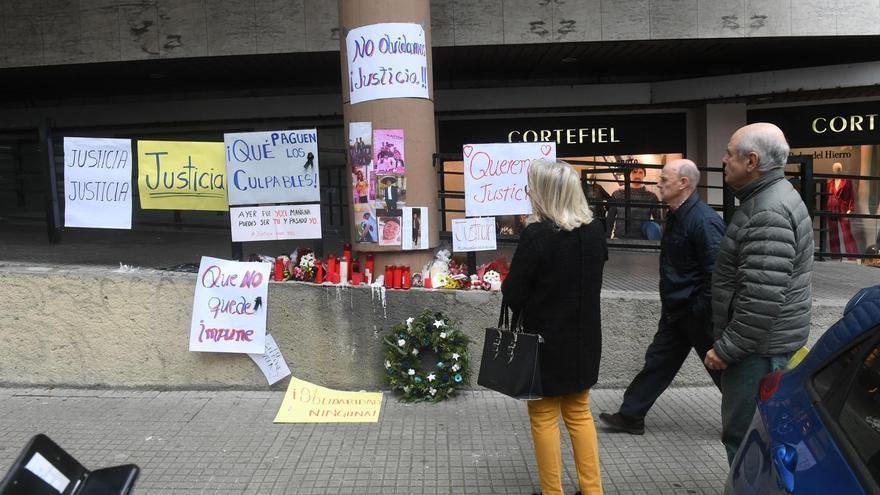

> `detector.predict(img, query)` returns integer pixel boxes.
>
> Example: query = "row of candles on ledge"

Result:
[272,243,417,289]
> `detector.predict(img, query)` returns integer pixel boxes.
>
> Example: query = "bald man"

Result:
[706,123,813,464]
[600,159,724,435]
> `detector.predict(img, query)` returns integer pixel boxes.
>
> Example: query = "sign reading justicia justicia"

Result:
[345,22,430,104]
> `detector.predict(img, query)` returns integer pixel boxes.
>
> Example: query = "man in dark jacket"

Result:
[600,159,724,434]
[704,123,813,464]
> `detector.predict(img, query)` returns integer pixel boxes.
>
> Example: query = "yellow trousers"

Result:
[527,389,603,495]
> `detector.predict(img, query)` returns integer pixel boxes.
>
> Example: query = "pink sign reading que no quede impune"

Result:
[462,142,556,217]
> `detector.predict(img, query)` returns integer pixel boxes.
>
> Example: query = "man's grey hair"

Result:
[677,160,701,190]
[734,127,790,172]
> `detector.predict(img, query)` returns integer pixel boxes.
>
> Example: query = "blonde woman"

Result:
[502,160,607,495]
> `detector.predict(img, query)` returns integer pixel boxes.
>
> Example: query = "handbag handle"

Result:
[498,299,525,332]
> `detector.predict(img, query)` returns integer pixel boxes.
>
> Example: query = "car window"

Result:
[837,343,880,483]
[813,333,874,399]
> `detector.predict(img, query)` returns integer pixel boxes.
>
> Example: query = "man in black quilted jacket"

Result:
[705,123,814,464]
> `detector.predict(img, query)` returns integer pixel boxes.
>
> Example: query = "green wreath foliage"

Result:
[382,309,470,402]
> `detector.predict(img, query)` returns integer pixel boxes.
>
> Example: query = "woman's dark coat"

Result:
[501,219,607,396]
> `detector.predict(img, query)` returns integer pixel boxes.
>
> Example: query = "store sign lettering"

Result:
[507,127,620,145]
[811,114,879,134]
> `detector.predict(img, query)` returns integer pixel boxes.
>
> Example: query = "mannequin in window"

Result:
[827,162,859,256]
[606,166,661,239]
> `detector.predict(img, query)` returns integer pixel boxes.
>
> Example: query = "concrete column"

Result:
[339,0,438,275]
[699,103,746,206]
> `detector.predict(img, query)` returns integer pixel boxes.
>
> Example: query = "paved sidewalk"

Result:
[0,386,727,495]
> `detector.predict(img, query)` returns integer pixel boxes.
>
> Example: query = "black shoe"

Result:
[598,411,645,435]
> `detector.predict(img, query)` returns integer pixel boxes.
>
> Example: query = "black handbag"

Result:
[477,302,544,400]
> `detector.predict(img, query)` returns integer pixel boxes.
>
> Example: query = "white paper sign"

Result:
[463,142,556,217]
[452,217,497,252]
[25,452,70,493]
[230,204,322,242]
[225,129,320,205]
[63,137,132,229]
[401,207,429,250]
[346,23,429,104]
[190,256,270,354]
[248,334,291,385]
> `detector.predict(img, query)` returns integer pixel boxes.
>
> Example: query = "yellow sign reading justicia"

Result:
[137,140,228,211]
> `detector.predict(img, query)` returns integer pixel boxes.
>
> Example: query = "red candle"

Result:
[327,254,337,278]
[384,265,393,288]
[402,266,411,289]
[315,260,324,283]
[365,254,375,283]
[274,258,284,282]
[392,266,402,289]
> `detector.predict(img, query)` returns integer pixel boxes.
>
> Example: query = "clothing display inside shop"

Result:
[826,162,859,255]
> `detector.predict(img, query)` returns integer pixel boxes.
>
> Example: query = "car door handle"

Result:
[772,442,798,493]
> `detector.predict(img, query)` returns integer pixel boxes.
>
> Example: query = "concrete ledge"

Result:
[0,263,847,390]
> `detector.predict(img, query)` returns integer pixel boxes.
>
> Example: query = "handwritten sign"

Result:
[274,376,383,423]
[230,204,321,242]
[63,137,132,229]
[346,23,429,104]
[248,334,291,385]
[137,140,227,211]
[224,129,319,205]
[189,256,269,354]
[463,142,556,217]
[452,217,497,252]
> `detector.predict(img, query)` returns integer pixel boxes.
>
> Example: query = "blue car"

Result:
[725,285,880,495]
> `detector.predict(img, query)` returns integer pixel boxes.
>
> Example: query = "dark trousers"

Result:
[619,312,722,420]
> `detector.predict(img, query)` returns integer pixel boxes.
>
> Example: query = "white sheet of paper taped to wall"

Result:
[24,452,70,493]
[248,333,292,385]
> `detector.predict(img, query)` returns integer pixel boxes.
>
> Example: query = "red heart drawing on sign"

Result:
[541,144,552,156]
[463,145,473,158]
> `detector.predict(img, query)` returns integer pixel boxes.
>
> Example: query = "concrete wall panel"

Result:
[836,0,880,35]
[601,0,649,41]
[119,0,160,59]
[791,0,836,36]
[0,264,847,390]
[43,0,82,65]
[552,0,601,42]
[79,0,121,63]
[255,0,306,53]
[206,0,256,56]
[698,0,745,38]
[2,0,879,68]
[650,0,699,40]
[452,0,503,46]
[502,0,553,44]
[157,0,208,58]
[745,0,791,37]
[3,0,45,67]
[429,0,454,46]
[304,0,339,52]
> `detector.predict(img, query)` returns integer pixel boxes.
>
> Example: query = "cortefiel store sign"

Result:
[439,113,686,156]
[749,101,880,147]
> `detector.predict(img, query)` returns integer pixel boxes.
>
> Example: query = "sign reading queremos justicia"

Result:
[749,100,880,147]
[438,113,686,156]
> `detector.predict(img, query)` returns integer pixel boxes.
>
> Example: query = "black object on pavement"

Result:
[0,434,139,495]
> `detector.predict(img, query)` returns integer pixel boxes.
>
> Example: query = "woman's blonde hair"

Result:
[526,159,593,231]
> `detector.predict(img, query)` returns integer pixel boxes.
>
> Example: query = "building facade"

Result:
[2,0,880,258]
